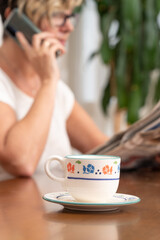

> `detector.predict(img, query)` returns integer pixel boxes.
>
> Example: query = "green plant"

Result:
[93,0,160,124]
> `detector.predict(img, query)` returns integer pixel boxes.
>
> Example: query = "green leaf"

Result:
[127,85,142,124]
[75,160,81,164]
[155,0,160,14]
[122,0,142,26]
[100,39,112,64]
[115,43,127,108]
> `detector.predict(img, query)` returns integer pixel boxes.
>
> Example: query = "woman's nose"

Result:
[63,18,74,32]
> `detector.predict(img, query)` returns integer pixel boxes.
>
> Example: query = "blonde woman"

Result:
[0,0,108,178]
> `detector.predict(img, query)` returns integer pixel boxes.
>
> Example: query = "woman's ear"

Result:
[4,7,11,19]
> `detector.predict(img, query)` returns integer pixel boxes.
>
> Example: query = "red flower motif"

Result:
[102,165,113,175]
[67,163,75,173]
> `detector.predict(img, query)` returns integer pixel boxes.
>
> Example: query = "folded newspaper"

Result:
[90,101,160,170]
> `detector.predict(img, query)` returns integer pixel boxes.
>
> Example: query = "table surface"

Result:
[0,168,160,240]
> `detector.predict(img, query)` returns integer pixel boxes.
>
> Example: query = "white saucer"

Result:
[43,192,140,212]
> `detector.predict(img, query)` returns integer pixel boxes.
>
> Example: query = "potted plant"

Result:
[92,0,160,125]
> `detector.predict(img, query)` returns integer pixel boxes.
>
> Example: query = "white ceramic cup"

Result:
[45,155,121,203]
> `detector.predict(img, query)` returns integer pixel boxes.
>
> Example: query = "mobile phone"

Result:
[3,8,61,57]
[4,8,41,45]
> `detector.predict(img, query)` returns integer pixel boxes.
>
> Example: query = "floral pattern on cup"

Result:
[67,163,75,173]
[83,164,95,174]
[102,165,113,175]
[67,162,120,176]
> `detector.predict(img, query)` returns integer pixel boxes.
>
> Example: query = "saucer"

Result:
[43,192,141,212]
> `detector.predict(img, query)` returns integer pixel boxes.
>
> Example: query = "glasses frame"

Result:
[51,12,76,27]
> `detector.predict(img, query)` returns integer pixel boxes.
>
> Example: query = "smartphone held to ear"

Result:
[4,8,61,57]
[4,8,40,44]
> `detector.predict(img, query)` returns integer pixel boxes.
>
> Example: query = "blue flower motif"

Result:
[118,164,120,173]
[83,164,95,174]
[87,164,95,174]
[83,165,87,174]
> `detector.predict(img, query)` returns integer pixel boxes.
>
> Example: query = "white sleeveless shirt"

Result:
[0,69,75,179]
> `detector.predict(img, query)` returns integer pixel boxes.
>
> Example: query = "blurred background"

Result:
[1,0,160,137]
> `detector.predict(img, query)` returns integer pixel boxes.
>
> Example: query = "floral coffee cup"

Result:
[45,155,121,203]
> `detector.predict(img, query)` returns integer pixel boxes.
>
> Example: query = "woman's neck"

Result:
[0,37,35,77]
[0,37,41,97]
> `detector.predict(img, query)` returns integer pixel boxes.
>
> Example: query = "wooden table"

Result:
[0,169,160,240]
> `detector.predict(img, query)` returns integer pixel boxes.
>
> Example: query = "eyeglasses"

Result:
[51,12,77,27]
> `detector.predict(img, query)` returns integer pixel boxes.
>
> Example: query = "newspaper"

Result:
[90,101,160,169]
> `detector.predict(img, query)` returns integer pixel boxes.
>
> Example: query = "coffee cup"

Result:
[45,155,121,203]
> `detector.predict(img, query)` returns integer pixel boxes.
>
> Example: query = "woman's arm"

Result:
[0,80,57,177]
[0,32,65,177]
[67,101,109,153]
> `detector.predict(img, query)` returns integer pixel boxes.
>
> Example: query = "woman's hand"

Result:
[16,31,66,83]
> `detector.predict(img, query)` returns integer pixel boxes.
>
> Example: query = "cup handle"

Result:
[44,155,65,183]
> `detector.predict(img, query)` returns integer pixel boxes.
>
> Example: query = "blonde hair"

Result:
[17,0,83,25]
